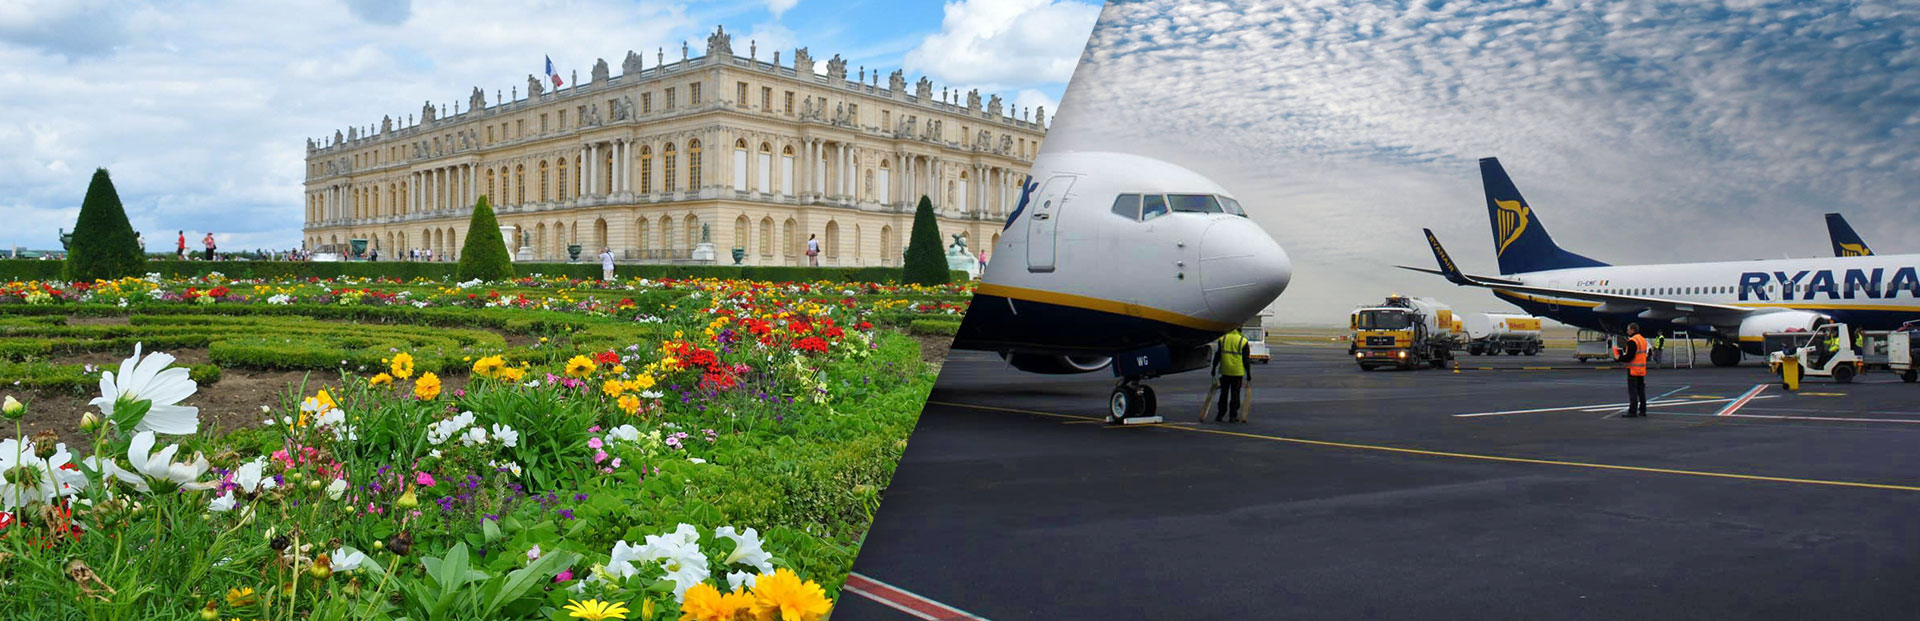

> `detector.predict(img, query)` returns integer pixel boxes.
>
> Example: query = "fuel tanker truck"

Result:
[1464,313,1545,356]
[1349,295,1460,370]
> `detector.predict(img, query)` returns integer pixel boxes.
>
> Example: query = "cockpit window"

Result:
[1141,194,1169,220]
[1169,194,1222,214]
[1219,196,1246,217]
[1110,194,1141,220]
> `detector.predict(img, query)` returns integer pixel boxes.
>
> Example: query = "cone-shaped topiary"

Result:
[456,195,515,282]
[901,195,951,286]
[64,168,146,282]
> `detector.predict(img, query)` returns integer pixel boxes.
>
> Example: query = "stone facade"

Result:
[303,26,1047,267]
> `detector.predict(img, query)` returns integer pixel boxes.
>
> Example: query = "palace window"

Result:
[516,119,524,137]
[666,88,676,110]
[515,165,526,203]
[539,161,550,201]
[784,91,793,115]
[882,110,891,129]
[540,114,549,133]
[737,82,748,107]
[557,158,569,200]
[559,110,568,130]
[663,143,677,192]
[688,139,703,188]
[641,93,652,114]
[640,146,653,193]
[761,87,772,111]
[690,82,702,105]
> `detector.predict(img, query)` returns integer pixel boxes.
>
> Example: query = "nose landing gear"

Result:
[1108,377,1162,424]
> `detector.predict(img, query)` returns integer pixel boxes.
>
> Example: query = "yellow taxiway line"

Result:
[926,400,1920,493]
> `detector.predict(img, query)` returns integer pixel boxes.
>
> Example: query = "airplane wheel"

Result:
[1108,386,1140,423]
[1834,365,1856,384]
[1902,369,1916,383]
[1710,344,1741,367]
[1140,385,1158,416]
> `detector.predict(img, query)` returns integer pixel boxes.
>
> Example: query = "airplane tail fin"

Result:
[1825,213,1874,257]
[1480,157,1608,275]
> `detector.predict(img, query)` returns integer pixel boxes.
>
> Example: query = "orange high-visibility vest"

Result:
[1625,334,1648,376]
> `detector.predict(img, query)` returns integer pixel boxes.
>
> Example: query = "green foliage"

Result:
[908,318,961,336]
[457,196,516,282]
[901,196,952,286]
[63,168,145,282]
[0,259,959,284]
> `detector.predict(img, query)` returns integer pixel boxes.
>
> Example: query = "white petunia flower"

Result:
[325,478,348,500]
[715,526,775,574]
[89,343,200,435]
[726,571,757,591]
[637,523,709,601]
[604,540,646,580]
[605,425,640,443]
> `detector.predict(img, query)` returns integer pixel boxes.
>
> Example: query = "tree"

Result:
[901,195,951,286]
[64,168,145,282]
[456,196,515,281]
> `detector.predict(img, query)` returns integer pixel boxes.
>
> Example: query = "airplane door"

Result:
[1026,175,1076,272]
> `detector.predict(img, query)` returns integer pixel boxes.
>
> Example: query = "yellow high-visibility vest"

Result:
[1219,331,1248,377]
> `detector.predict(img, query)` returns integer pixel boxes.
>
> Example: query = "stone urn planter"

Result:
[731,247,746,265]
[567,244,582,262]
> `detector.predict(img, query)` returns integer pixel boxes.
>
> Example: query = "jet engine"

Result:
[1735,310,1830,343]
[1004,354,1113,375]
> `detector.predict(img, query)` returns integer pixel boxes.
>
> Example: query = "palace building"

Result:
[302,26,1047,266]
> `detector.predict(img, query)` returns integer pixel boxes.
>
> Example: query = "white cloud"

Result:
[905,0,1100,86]
[1046,0,1920,321]
[764,0,800,19]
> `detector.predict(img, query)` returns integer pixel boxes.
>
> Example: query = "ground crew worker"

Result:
[1612,323,1649,418]
[1650,332,1665,365]
[1211,329,1251,423]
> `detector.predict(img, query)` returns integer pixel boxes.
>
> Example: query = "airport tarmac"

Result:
[839,339,1920,620]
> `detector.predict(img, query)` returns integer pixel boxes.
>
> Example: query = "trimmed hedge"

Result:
[0,260,967,284]
[907,318,961,337]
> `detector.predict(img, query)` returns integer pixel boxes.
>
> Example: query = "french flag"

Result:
[546,56,564,88]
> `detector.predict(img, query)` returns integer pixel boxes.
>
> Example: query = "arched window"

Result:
[759,217,773,255]
[688,139,703,188]
[824,221,839,258]
[757,142,773,192]
[685,215,700,248]
[594,218,608,249]
[957,169,970,212]
[557,158,569,200]
[734,215,749,251]
[636,218,651,251]
[663,143,677,192]
[515,165,526,204]
[733,139,749,191]
[485,169,495,202]
[879,160,892,204]
[659,216,674,250]
[781,146,796,195]
[782,218,797,258]
[881,225,896,266]
[539,161,550,202]
[640,147,653,193]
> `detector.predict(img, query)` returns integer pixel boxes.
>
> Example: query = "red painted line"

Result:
[844,573,990,621]
[1717,384,1769,417]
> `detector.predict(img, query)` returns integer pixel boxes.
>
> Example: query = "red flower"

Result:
[793,337,830,353]
[593,350,620,365]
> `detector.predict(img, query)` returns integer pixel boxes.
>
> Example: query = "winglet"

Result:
[1424,228,1469,285]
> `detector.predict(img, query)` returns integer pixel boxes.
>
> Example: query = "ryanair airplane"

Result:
[1827,213,1875,257]
[1405,157,1920,367]
[954,152,1292,422]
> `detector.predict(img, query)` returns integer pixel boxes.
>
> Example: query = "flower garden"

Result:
[0,272,969,620]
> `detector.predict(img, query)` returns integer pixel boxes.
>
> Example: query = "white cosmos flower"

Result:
[490,424,519,448]
[460,427,488,446]
[331,547,368,572]
[0,439,87,509]
[232,457,276,494]
[125,431,213,492]
[325,478,348,500]
[208,490,236,512]
[715,526,775,574]
[89,343,199,435]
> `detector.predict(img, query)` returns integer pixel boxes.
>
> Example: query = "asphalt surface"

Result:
[839,339,1920,620]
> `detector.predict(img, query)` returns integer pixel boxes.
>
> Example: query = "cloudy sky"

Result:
[0,0,1099,253]
[1045,0,1920,324]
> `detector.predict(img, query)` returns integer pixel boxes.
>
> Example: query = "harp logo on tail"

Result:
[1840,242,1873,257]
[1495,199,1530,257]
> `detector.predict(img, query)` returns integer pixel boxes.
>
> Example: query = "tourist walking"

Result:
[202,232,217,261]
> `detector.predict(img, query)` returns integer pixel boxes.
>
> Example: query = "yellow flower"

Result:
[390,352,415,379]
[565,355,597,378]
[751,569,832,621]
[413,372,442,400]
[472,355,506,379]
[632,374,657,390]
[612,364,626,375]
[369,373,393,387]
[225,587,257,607]
[680,583,745,621]
[616,394,641,415]
[497,367,526,382]
[602,379,627,397]
[563,598,631,621]
[311,388,338,410]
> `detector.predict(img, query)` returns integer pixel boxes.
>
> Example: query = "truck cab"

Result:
[1349,296,1455,370]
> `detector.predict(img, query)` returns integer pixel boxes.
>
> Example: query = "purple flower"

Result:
[558,508,574,520]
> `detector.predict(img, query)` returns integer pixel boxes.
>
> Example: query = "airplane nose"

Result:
[1198,218,1292,321]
